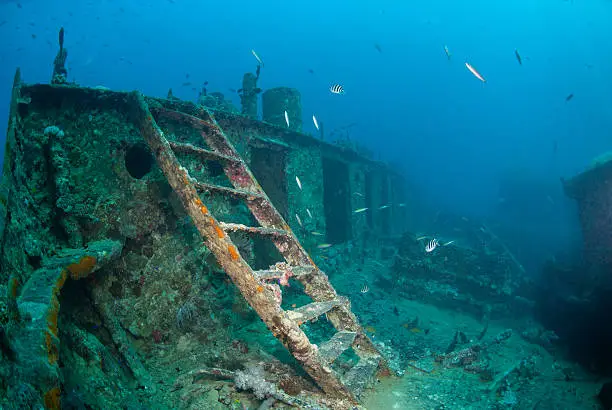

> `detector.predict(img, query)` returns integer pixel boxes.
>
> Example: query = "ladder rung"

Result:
[155,107,217,131]
[169,141,240,163]
[218,222,290,237]
[318,331,357,364]
[193,181,263,201]
[341,357,380,398]
[286,298,347,324]
[254,265,316,281]
[155,107,236,158]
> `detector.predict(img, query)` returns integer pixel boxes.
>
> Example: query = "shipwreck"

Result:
[0,54,408,410]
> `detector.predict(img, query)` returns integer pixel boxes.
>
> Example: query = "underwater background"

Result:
[1,0,612,409]
[1,0,612,274]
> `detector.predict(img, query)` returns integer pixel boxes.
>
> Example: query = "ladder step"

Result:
[169,141,240,163]
[341,356,381,398]
[218,222,290,237]
[193,181,263,201]
[155,107,217,131]
[318,331,357,364]
[154,107,236,158]
[286,298,347,325]
[254,265,316,281]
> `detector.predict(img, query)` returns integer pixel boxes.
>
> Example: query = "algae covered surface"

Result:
[0,83,605,410]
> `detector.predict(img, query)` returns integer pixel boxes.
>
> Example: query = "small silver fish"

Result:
[317,243,332,249]
[311,231,324,236]
[296,176,302,190]
[397,203,406,207]
[444,45,451,60]
[312,115,319,131]
[442,240,455,246]
[353,192,364,197]
[284,110,290,127]
[425,238,439,253]
[378,204,391,210]
[465,62,486,82]
[353,207,368,214]
[251,49,264,67]
[306,208,313,219]
[295,213,303,227]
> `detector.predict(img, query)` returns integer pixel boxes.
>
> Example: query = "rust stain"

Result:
[201,205,209,215]
[43,387,61,410]
[48,270,68,336]
[228,245,239,260]
[46,268,68,366]
[45,331,58,365]
[213,224,224,238]
[66,255,97,280]
[8,276,19,298]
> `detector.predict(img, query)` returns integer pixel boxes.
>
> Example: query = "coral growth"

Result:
[176,300,198,329]
[234,363,277,400]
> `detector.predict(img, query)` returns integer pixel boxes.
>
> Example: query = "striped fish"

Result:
[330,84,345,94]
[425,238,439,253]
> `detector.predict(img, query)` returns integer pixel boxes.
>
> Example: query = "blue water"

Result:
[1,0,611,272]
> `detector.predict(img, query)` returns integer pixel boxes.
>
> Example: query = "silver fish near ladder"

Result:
[284,110,290,127]
[425,238,439,253]
[465,62,486,82]
[330,84,345,94]
[251,49,264,67]
[312,115,319,131]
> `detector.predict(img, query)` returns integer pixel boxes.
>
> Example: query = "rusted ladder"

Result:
[128,91,383,404]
